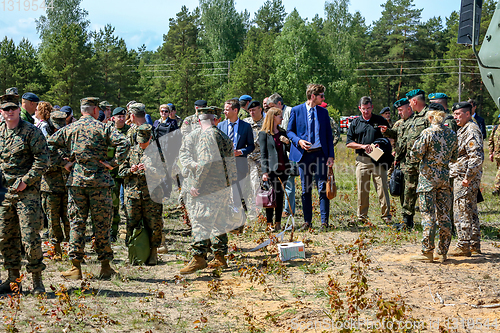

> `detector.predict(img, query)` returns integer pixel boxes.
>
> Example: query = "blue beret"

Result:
[239,95,252,102]
[194,100,207,107]
[379,106,390,115]
[428,103,446,111]
[393,98,410,108]
[22,92,39,102]
[428,92,449,100]
[406,89,425,99]
[60,106,73,116]
[167,103,176,111]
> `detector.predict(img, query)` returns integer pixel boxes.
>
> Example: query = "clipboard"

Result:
[367,144,384,162]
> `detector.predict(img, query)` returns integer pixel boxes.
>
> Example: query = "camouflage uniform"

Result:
[243,116,265,203]
[488,124,500,192]
[179,127,202,218]
[181,114,201,137]
[238,108,250,120]
[400,106,429,217]
[20,107,35,124]
[0,120,49,273]
[108,123,130,238]
[119,139,163,248]
[443,112,459,133]
[330,118,340,147]
[449,120,484,252]
[410,124,458,255]
[47,111,130,263]
[187,126,237,257]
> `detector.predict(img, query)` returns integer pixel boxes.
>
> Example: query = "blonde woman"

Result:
[409,107,458,263]
[258,107,290,231]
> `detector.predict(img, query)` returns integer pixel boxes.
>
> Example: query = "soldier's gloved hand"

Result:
[99,160,114,170]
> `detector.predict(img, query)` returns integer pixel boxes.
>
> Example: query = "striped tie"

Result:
[229,122,235,142]
[308,108,315,144]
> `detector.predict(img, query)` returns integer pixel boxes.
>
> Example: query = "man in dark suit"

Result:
[218,99,255,213]
[287,84,335,231]
[469,99,487,139]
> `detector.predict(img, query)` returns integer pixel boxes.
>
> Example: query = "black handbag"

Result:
[389,165,404,197]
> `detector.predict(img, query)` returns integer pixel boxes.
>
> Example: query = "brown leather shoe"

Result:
[448,246,471,257]
[207,254,228,269]
[180,255,207,275]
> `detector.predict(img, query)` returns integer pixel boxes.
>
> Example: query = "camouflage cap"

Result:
[129,102,146,116]
[197,106,222,118]
[50,110,68,130]
[136,123,152,143]
[81,97,100,107]
[0,94,20,109]
[5,87,19,96]
[99,100,113,109]
[405,89,425,99]
[393,98,409,108]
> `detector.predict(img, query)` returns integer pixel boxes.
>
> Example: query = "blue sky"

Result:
[1,0,459,51]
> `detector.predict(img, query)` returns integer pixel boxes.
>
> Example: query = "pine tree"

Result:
[15,38,46,94]
[0,37,17,93]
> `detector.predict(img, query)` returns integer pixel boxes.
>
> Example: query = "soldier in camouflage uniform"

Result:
[397,89,430,230]
[180,107,237,275]
[126,103,149,146]
[108,107,131,241]
[489,115,500,195]
[238,95,252,120]
[428,93,459,133]
[0,93,49,295]
[42,111,70,261]
[180,100,207,137]
[48,97,130,280]
[409,110,458,263]
[381,98,414,210]
[449,102,484,257]
[119,124,163,265]
[243,100,265,214]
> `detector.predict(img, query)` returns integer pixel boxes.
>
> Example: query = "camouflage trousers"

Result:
[418,187,452,255]
[189,193,229,257]
[248,159,262,203]
[68,186,113,262]
[0,186,45,273]
[111,178,124,237]
[125,196,163,248]
[494,158,500,190]
[453,178,481,250]
[401,167,418,216]
[41,191,70,245]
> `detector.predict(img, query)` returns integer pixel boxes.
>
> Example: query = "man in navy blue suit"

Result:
[218,99,255,213]
[287,84,335,231]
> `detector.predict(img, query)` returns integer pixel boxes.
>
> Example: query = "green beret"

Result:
[405,89,425,99]
[129,103,146,116]
[99,100,113,109]
[393,98,409,108]
[136,123,152,143]
[0,94,20,109]
[5,87,18,96]
[112,107,126,116]
[428,92,449,100]
[81,97,100,107]
[428,103,446,111]
[50,111,68,130]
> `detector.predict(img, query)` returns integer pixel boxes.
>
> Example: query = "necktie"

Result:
[229,122,235,142]
[309,108,315,144]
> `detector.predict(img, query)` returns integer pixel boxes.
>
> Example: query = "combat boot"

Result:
[471,244,481,255]
[180,255,207,275]
[53,243,63,261]
[448,245,471,257]
[0,269,21,294]
[434,253,447,263]
[146,247,158,266]
[410,251,433,263]
[32,272,45,295]
[157,243,168,254]
[61,259,83,280]
[207,253,228,269]
[99,260,117,280]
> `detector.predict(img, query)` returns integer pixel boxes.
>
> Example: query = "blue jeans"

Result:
[298,150,329,225]
[284,176,295,215]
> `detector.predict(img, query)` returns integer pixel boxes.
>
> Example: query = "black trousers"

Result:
[266,171,288,225]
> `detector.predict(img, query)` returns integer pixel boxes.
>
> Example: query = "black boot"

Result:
[0,269,21,294]
[394,214,413,231]
[405,215,414,230]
